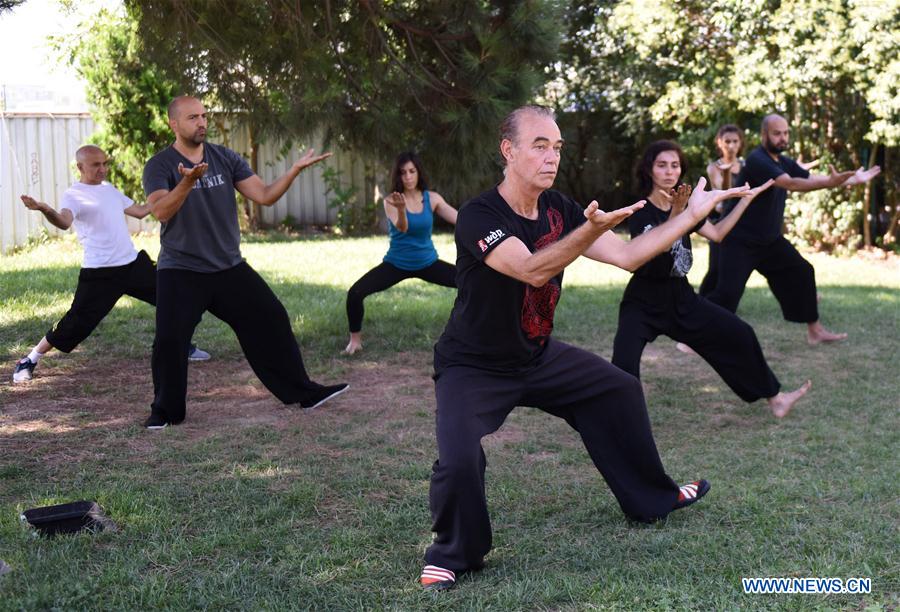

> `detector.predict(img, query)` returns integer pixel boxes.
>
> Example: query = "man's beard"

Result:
[764,139,787,154]
[190,131,207,145]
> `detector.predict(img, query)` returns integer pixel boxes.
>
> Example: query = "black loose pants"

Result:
[46,250,157,352]
[612,278,780,402]
[425,339,681,573]
[151,262,319,424]
[707,234,818,323]
[697,241,721,297]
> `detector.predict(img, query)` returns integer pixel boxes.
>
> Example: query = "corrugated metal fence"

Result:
[0,112,372,254]
[1,113,96,253]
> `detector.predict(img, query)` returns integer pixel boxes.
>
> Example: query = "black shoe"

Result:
[144,413,169,430]
[13,357,36,383]
[299,383,349,409]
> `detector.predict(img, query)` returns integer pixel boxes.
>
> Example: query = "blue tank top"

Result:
[383,190,439,270]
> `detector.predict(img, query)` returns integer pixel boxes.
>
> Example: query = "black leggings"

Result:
[346,260,456,333]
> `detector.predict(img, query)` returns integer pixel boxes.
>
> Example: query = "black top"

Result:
[143,143,255,272]
[622,203,705,309]
[732,146,809,243]
[434,187,586,372]
[709,159,745,223]
[628,203,703,280]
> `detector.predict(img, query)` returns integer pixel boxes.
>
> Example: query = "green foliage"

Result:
[322,165,372,235]
[125,0,562,205]
[546,0,897,249]
[55,8,178,203]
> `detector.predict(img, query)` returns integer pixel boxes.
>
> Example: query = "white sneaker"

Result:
[13,357,36,383]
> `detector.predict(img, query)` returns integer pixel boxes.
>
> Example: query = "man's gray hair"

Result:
[499,105,556,146]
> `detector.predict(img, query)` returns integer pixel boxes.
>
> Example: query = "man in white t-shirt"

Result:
[13,145,210,383]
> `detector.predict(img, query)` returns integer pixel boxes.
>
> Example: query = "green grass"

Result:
[0,232,898,610]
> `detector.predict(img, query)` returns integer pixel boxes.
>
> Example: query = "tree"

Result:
[0,0,26,15]
[125,0,562,209]
[546,0,897,250]
[55,8,178,204]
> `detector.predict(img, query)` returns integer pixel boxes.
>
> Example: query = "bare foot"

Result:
[807,321,848,345]
[344,333,363,355]
[675,342,697,355]
[767,380,812,418]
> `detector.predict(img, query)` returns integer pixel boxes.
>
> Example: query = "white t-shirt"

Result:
[60,182,139,268]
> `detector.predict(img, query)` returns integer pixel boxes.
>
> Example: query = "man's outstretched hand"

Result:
[583,199,645,233]
[293,149,333,173]
[178,162,209,181]
[20,195,48,213]
[844,165,881,187]
[686,177,751,219]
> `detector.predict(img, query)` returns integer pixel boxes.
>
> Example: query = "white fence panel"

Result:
[225,124,371,228]
[1,113,374,255]
[0,113,105,253]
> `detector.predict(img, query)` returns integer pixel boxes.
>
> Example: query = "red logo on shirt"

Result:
[478,239,488,252]
[521,207,565,341]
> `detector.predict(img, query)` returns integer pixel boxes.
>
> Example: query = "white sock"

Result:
[28,348,44,363]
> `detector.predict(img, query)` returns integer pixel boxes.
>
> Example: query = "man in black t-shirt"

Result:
[141,96,348,429]
[419,105,750,591]
[707,114,881,345]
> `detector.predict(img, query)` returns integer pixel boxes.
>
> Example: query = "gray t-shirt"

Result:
[143,143,254,272]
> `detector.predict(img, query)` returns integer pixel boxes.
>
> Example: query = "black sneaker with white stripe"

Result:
[299,383,349,410]
[144,413,169,430]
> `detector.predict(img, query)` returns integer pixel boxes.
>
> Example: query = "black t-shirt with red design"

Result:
[434,187,586,373]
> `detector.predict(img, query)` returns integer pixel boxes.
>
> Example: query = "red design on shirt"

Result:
[521,207,564,341]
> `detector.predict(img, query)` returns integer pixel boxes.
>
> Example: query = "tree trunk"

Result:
[249,129,261,230]
[862,143,877,247]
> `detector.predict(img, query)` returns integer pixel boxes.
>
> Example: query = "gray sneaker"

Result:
[13,357,36,383]
[188,346,211,361]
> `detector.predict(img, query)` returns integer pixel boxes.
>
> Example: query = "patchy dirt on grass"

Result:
[0,335,813,475]
[0,351,438,468]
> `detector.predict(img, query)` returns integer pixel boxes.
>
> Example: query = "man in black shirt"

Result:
[141,96,348,429]
[419,105,751,591]
[706,114,881,345]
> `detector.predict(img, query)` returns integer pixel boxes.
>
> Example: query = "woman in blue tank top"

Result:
[344,152,458,354]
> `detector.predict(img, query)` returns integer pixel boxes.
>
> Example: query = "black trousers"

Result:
[151,262,320,424]
[697,240,720,297]
[706,235,818,322]
[425,339,681,573]
[346,260,456,332]
[46,250,157,353]
[611,279,780,403]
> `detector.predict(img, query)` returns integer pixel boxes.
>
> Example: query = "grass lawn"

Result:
[0,232,898,610]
